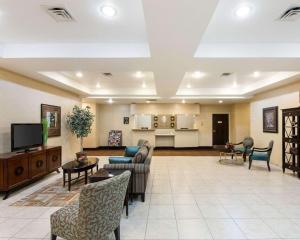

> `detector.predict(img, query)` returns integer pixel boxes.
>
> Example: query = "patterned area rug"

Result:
[11,178,85,207]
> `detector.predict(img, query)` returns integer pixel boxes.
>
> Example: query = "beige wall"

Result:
[0,70,81,163]
[82,102,100,148]
[195,105,233,146]
[97,104,132,146]
[87,103,236,147]
[250,81,300,166]
[231,103,250,143]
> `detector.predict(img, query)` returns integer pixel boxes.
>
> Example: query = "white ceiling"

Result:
[0,0,300,104]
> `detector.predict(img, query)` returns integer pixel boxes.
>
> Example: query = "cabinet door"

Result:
[30,152,47,178]
[8,155,29,187]
[47,148,61,172]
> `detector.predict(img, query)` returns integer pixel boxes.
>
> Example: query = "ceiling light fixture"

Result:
[146,100,150,104]
[253,71,260,78]
[232,81,238,88]
[182,99,186,104]
[76,71,83,78]
[108,98,113,104]
[135,71,143,79]
[96,83,101,88]
[142,82,147,88]
[186,84,192,89]
[218,100,223,104]
[235,4,252,19]
[192,71,204,79]
[100,5,117,18]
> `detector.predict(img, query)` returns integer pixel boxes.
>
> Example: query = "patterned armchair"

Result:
[229,137,254,161]
[249,140,274,171]
[104,139,153,202]
[50,171,131,240]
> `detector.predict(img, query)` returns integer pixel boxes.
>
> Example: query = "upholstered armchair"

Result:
[249,140,274,171]
[230,137,254,161]
[50,171,131,240]
[104,139,153,202]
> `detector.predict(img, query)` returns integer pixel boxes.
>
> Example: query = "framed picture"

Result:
[263,106,278,133]
[123,117,129,125]
[41,104,61,137]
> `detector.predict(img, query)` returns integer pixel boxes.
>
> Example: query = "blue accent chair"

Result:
[249,140,274,171]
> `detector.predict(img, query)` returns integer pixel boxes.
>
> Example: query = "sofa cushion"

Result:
[109,157,132,164]
[124,146,140,157]
[133,146,148,163]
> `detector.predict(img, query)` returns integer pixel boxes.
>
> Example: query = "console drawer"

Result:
[8,155,29,187]
[30,152,47,178]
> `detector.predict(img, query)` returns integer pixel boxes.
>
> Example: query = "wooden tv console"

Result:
[0,146,62,200]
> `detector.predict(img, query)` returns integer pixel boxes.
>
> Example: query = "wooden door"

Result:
[212,114,229,146]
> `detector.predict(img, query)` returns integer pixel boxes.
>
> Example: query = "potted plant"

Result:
[66,105,94,160]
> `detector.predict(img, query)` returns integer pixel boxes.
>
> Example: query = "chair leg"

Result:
[248,158,252,170]
[267,161,271,171]
[114,225,120,240]
[51,234,57,240]
[141,193,145,202]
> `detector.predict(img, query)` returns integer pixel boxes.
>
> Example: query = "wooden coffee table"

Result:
[62,157,99,191]
[89,168,134,216]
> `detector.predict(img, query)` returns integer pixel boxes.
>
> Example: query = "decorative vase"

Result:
[41,118,48,146]
[76,152,87,160]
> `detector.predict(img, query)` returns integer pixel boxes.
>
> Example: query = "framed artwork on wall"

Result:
[123,117,129,124]
[263,106,278,133]
[41,104,61,137]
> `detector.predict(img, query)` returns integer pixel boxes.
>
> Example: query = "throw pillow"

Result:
[133,146,148,163]
[125,146,140,157]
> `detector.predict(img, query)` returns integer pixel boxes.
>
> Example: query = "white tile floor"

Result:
[1,156,300,239]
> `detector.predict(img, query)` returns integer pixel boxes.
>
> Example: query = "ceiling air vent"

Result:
[45,7,75,22]
[280,7,300,21]
[103,73,113,77]
[220,72,232,77]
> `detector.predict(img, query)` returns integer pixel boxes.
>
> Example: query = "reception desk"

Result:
[132,129,199,147]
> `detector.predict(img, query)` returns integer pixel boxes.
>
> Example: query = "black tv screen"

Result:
[11,124,43,151]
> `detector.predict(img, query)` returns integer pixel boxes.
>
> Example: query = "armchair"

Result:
[50,171,131,240]
[229,137,254,162]
[249,140,274,171]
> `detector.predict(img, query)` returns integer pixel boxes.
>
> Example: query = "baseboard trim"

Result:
[84,146,215,151]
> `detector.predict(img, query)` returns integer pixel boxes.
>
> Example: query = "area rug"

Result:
[11,178,85,207]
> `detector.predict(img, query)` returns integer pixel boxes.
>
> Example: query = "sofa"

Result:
[104,139,153,202]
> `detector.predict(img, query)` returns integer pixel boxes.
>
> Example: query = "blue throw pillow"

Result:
[109,157,132,164]
[125,146,140,157]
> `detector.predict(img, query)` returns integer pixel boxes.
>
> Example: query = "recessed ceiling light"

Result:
[235,4,252,19]
[96,83,101,88]
[253,71,260,78]
[100,5,117,18]
[218,100,223,104]
[135,71,143,79]
[182,99,186,104]
[146,100,150,104]
[192,71,204,79]
[76,71,83,78]
[186,84,192,89]
[142,82,147,88]
[108,98,113,104]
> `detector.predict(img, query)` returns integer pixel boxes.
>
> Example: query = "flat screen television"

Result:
[11,123,43,152]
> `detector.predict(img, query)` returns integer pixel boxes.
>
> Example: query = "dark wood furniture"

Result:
[0,146,62,200]
[282,107,300,177]
[62,157,99,191]
[89,168,133,216]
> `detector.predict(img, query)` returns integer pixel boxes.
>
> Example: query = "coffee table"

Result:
[219,151,244,165]
[89,168,134,216]
[62,157,99,191]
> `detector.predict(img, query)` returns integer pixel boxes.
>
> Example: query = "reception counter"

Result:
[132,129,199,147]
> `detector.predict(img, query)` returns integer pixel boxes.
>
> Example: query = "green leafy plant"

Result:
[66,105,94,152]
[41,118,48,145]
